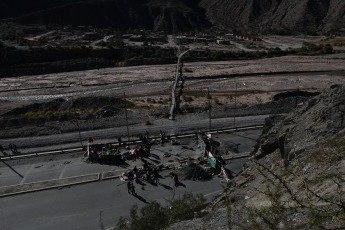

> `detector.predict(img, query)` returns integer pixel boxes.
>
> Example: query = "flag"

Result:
[208,152,216,168]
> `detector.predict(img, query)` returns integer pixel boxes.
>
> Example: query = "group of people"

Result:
[133,142,152,161]
[124,164,161,194]
[0,143,18,155]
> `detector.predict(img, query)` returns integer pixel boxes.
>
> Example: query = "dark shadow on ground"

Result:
[99,159,130,167]
[176,181,186,188]
[141,158,153,166]
[136,180,146,186]
[147,158,160,164]
[134,194,148,203]
[151,153,161,160]
[159,182,173,190]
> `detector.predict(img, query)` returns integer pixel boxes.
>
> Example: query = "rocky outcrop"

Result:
[200,0,345,34]
[2,0,211,32]
[168,85,345,229]
[252,84,345,161]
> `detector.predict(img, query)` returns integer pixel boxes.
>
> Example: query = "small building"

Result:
[235,35,262,42]
[217,39,231,45]
[122,34,133,39]
[176,36,189,44]
[129,35,144,42]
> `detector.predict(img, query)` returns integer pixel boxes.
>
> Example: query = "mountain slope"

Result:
[167,84,345,228]
[5,0,211,32]
[2,0,345,34]
[200,0,345,33]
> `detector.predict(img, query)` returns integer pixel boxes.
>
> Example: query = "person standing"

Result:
[12,144,18,154]
[130,181,136,195]
[118,137,122,146]
[127,180,131,194]
[0,144,4,154]
[174,174,179,187]
[154,168,159,184]
[9,143,13,154]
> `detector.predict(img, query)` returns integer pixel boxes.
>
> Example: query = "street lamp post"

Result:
[233,82,245,127]
[233,83,237,127]
[124,92,130,141]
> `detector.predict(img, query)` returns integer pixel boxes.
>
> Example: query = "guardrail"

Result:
[0,124,263,161]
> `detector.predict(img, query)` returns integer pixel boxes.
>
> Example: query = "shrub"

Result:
[225,138,345,229]
[183,96,193,103]
[182,162,213,181]
[322,44,333,54]
[184,67,193,73]
[162,111,170,118]
[115,192,206,230]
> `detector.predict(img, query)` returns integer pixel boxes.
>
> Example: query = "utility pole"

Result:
[233,82,245,128]
[124,92,130,141]
[233,83,237,127]
[71,97,83,147]
[76,116,83,147]
[208,88,212,130]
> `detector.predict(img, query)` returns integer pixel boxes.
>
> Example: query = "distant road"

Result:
[1,115,268,152]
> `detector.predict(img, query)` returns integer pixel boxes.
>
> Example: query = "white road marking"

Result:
[20,164,35,185]
[59,165,68,179]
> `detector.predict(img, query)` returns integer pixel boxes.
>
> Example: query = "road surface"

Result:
[0,158,247,230]
[1,115,267,153]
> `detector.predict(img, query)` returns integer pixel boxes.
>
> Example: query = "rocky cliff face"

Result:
[200,0,345,34]
[2,0,211,32]
[168,85,345,229]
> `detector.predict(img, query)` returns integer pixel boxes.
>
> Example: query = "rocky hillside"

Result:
[2,0,345,33]
[168,85,345,229]
[200,0,345,34]
[1,0,211,32]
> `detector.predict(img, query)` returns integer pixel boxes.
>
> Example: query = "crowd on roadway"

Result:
[123,164,161,194]
[123,163,182,195]
[118,130,167,162]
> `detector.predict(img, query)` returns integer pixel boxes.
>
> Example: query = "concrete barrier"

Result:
[0,173,100,197]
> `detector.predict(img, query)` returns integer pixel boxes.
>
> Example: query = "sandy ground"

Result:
[1,53,345,115]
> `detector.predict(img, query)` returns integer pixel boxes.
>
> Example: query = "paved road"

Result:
[0,158,247,230]
[0,129,261,187]
[0,115,267,153]
[0,122,258,230]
